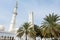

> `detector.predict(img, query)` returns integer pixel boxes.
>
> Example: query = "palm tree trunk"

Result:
[35,37,36,40]
[26,31,27,40]
[26,35,27,40]
[41,38,42,40]
[20,38,21,40]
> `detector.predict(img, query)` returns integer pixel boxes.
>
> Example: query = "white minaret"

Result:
[28,12,34,29]
[9,0,18,33]
[28,12,35,40]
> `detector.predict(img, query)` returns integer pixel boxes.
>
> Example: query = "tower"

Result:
[9,0,18,33]
[28,12,35,40]
[28,12,34,29]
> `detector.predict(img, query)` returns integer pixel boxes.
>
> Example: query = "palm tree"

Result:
[17,22,29,40]
[17,22,36,40]
[17,27,24,40]
[28,27,36,40]
[34,25,43,40]
[41,13,60,40]
[39,27,44,40]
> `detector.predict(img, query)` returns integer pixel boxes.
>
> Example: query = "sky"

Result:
[0,0,60,31]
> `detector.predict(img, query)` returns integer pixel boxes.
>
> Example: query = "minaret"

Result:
[9,0,18,33]
[28,12,34,29]
[28,12,35,40]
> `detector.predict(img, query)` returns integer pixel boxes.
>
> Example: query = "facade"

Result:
[0,32,15,40]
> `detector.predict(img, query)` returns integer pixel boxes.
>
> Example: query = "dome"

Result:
[14,28,18,34]
[0,25,5,31]
[15,28,18,31]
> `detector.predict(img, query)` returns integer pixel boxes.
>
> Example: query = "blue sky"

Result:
[0,0,60,31]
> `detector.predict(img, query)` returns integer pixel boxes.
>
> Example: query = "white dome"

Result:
[0,25,4,31]
[14,28,18,34]
[15,28,18,33]
[16,28,18,30]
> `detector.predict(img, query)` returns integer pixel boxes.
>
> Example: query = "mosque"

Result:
[0,0,18,40]
[1,0,60,40]
[0,0,34,40]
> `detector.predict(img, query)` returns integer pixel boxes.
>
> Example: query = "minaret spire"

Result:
[28,12,34,29]
[13,0,18,15]
[16,0,18,8]
[9,0,18,33]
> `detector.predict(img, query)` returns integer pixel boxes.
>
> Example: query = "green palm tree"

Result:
[17,27,24,40]
[28,27,36,40]
[34,25,43,40]
[39,27,44,40]
[17,22,36,40]
[41,13,60,39]
[17,22,29,40]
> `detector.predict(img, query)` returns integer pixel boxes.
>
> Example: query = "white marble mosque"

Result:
[0,0,34,40]
[1,0,60,40]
